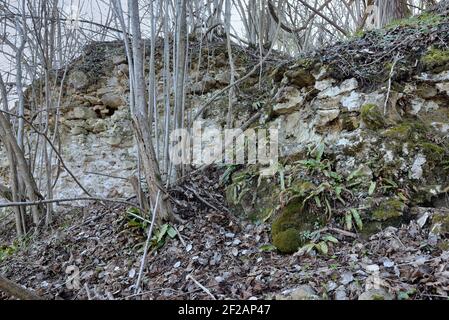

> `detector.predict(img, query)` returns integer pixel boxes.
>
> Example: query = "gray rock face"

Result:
[68,71,88,90]
[100,93,125,109]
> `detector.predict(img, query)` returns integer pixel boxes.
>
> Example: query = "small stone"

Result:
[174,261,181,268]
[366,264,380,273]
[382,259,395,268]
[340,272,354,285]
[278,285,320,300]
[335,287,348,300]
[215,276,225,283]
[67,107,98,120]
[317,109,340,126]
[232,239,241,246]
[358,288,393,300]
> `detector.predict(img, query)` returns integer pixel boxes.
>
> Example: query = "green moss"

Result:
[0,244,18,261]
[361,104,386,130]
[360,221,383,238]
[272,228,304,254]
[352,29,366,38]
[417,142,446,162]
[437,240,449,251]
[371,199,405,222]
[421,47,449,72]
[386,12,444,29]
[271,200,305,235]
[288,180,316,198]
[431,212,449,235]
[383,123,414,140]
[271,196,322,254]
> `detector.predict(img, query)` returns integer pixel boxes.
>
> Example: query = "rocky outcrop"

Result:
[0,7,448,256]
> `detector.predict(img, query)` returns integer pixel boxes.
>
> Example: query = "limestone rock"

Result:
[358,288,393,300]
[276,285,320,300]
[341,91,364,112]
[66,107,97,120]
[68,71,88,90]
[285,68,316,88]
[101,93,124,109]
[273,87,305,115]
[318,78,358,99]
[317,109,340,126]
[112,55,127,65]
[436,82,449,96]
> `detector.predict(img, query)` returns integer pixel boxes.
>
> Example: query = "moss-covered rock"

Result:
[383,122,415,140]
[421,47,449,73]
[272,228,304,254]
[360,104,386,130]
[271,195,323,254]
[430,211,449,235]
[371,199,406,222]
[272,199,306,236]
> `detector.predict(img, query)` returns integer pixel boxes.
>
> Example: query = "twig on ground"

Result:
[186,274,216,300]
[134,191,161,295]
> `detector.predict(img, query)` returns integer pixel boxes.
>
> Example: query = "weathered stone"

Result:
[317,109,340,126]
[318,78,358,99]
[410,153,427,180]
[101,93,124,109]
[436,82,449,95]
[70,125,88,136]
[106,136,122,147]
[314,79,335,91]
[112,55,127,65]
[358,288,393,300]
[84,95,102,105]
[116,64,129,76]
[277,285,320,300]
[68,71,88,90]
[410,98,440,115]
[416,83,438,98]
[285,68,316,88]
[87,119,108,133]
[66,107,97,120]
[341,91,364,111]
[273,87,305,114]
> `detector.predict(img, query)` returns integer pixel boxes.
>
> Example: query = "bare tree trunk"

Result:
[376,0,411,28]
[127,0,174,223]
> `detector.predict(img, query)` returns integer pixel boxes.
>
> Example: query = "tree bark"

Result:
[128,0,174,222]
[376,0,411,28]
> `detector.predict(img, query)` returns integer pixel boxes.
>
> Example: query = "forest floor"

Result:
[1,168,448,300]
